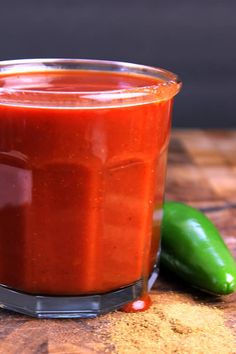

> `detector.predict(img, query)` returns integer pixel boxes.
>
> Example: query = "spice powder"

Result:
[92,292,235,354]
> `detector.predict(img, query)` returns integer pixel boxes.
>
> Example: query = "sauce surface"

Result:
[0,70,159,92]
[0,70,171,295]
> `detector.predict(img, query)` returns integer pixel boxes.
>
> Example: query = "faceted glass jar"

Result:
[0,59,181,317]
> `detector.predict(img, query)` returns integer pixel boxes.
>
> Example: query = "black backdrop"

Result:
[0,0,235,127]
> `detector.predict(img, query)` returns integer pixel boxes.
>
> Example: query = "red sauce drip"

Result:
[121,294,152,313]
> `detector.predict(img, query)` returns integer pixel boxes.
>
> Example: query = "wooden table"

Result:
[0,130,235,353]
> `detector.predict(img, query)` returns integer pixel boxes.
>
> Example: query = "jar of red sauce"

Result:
[0,59,181,317]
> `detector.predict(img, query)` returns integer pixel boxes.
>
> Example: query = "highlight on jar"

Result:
[0,58,181,318]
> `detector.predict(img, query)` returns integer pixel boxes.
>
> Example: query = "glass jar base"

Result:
[0,267,159,318]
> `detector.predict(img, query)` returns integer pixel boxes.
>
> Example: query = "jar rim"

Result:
[0,58,182,109]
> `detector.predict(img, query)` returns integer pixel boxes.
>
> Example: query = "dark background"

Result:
[0,0,235,127]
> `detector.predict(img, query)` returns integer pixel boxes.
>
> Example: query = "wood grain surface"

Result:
[0,130,235,353]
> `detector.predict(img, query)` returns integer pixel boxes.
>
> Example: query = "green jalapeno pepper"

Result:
[158,201,236,295]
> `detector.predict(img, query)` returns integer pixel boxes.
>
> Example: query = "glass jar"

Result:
[0,59,181,317]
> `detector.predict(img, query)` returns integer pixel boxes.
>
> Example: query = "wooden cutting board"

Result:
[0,130,235,353]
